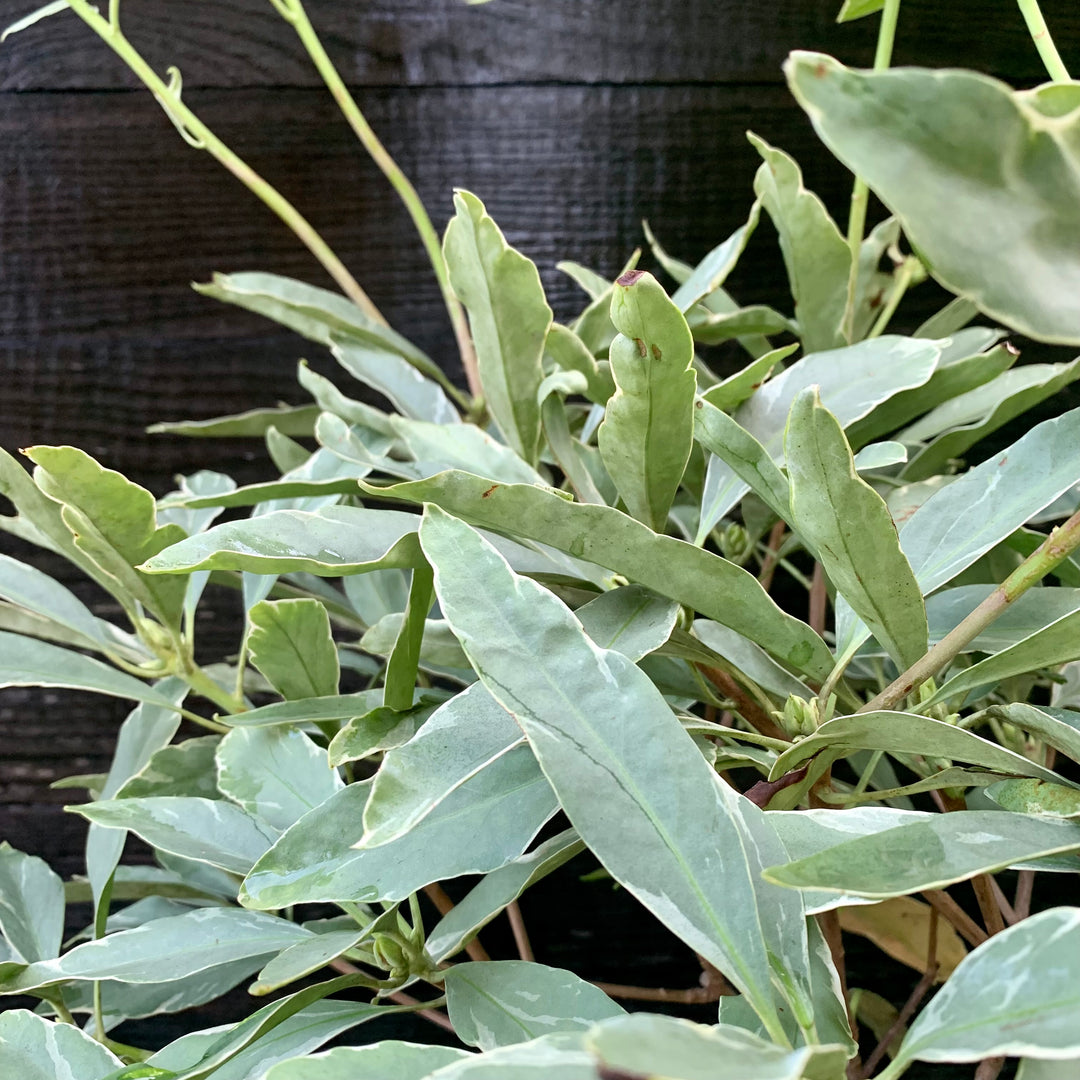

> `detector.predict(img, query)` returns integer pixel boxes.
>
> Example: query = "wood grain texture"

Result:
[0,0,1074,90]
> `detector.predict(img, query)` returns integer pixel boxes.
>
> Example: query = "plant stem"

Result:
[1016,0,1071,82]
[506,900,535,962]
[275,0,481,399]
[861,507,1080,713]
[841,0,903,343]
[867,257,916,338]
[65,0,384,324]
[971,874,1006,936]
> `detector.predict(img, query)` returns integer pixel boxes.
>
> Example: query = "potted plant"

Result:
[2,0,1080,1077]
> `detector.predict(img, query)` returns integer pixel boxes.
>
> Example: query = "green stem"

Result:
[841,0,903,343]
[275,0,481,401]
[861,507,1080,713]
[1017,0,1071,82]
[867,257,916,338]
[65,0,385,325]
[180,652,248,716]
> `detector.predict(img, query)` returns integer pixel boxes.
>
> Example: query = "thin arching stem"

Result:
[1016,0,1071,82]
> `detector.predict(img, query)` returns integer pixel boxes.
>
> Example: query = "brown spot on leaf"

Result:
[651,343,662,361]
[814,60,828,78]
[634,337,648,358]
[598,1067,649,1080]
[616,269,646,287]
[481,484,499,499]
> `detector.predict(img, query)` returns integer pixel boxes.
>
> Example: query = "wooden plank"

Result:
[0,0,1074,91]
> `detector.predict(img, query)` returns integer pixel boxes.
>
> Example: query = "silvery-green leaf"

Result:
[157,471,237,534]
[332,339,459,425]
[786,388,927,670]
[251,927,367,996]
[852,441,907,471]
[216,728,342,831]
[587,1013,836,1080]
[218,691,386,729]
[264,1044,471,1080]
[687,304,795,345]
[926,607,1080,707]
[573,584,679,660]
[901,359,1080,480]
[978,703,1080,767]
[748,134,850,353]
[846,335,1014,449]
[445,961,623,1051]
[785,54,1080,343]
[764,810,1080,899]
[0,633,179,709]
[0,1010,120,1079]
[194,271,447,386]
[0,845,63,964]
[240,759,556,909]
[1018,1059,1080,1080]
[141,506,423,577]
[692,620,807,700]
[343,568,409,626]
[425,830,584,964]
[297,362,396,437]
[418,506,791,1041]
[115,736,221,800]
[147,404,320,438]
[444,190,550,463]
[671,203,760,312]
[360,471,832,681]
[697,335,940,542]
[45,908,309,984]
[361,614,470,669]
[768,712,1063,785]
[543,322,614,405]
[398,1032,594,1079]
[836,0,883,20]
[891,908,1080,1068]
[73,797,278,875]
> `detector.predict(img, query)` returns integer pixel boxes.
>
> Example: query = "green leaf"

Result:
[239,762,557,908]
[701,344,796,414]
[926,608,1080,707]
[360,614,469,669]
[48,908,309,984]
[573,584,679,660]
[901,358,1080,480]
[978,703,1080,767]
[786,388,927,669]
[671,204,761,312]
[596,270,696,530]
[25,446,187,626]
[247,599,340,700]
[586,1013,834,1080]
[359,471,833,681]
[748,133,850,353]
[332,339,459,425]
[768,711,1064,785]
[693,398,792,524]
[0,632,178,708]
[444,190,551,463]
[194,272,446,386]
[764,810,1080,899]
[697,335,940,542]
[343,568,409,626]
[140,507,424,577]
[72,797,278,875]
[371,1033,593,1079]
[216,691,386,729]
[115,736,220,800]
[846,333,1013,448]
[444,961,623,1051]
[692,620,808,701]
[892,908,1080,1067]
[263,1044,470,1080]
[1018,1059,1080,1080]
[327,701,438,766]
[0,1011,120,1080]
[687,303,796,345]
[836,0,884,21]
[1,1,72,41]
[147,991,399,1080]
[851,441,907,471]
[216,728,342,831]
[296,362,395,437]
[786,54,1080,344]
[147,404,320,439]
[425,830,584,964]
[543,323,614,405]
[383,565,434,711]
[418,506,794,1041]
[0,845,64,963]
[985,777,1080,817]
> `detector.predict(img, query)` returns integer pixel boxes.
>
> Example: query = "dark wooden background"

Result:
[0,0,1077,1050]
